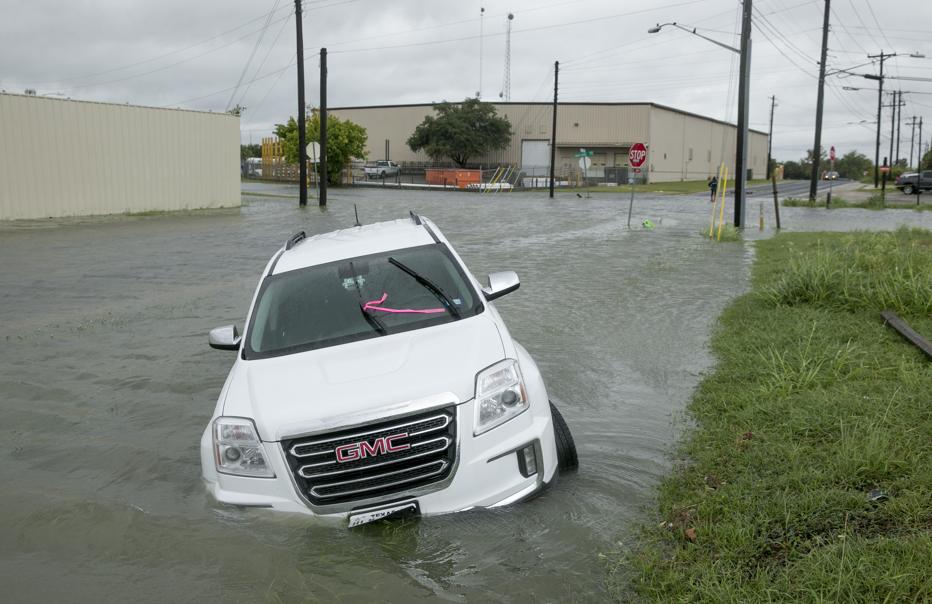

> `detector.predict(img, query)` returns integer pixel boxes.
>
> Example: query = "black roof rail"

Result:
[409,210,422,225]
[285,230,306,250]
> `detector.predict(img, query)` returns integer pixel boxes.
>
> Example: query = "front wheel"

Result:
[903,184,915,195]
[549,402,578,472]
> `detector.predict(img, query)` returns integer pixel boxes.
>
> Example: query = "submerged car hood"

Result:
[222,315,505,441]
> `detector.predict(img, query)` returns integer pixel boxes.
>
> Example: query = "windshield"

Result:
[244,243,483,359]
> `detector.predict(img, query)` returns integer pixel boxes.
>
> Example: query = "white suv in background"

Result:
[201,213,577,527]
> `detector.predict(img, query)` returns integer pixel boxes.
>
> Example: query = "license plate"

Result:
[347,501,419,528]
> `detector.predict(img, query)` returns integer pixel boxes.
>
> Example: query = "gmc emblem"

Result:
[335,433,410,463]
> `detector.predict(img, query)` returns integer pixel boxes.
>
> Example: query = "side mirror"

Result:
[482,271,520,301]
[209,324,241,351]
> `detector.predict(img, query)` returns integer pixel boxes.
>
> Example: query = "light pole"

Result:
[649,16,752,228]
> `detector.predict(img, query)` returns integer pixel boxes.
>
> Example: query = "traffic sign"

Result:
[578,157,592,170]
[306,142,321,163]
[829,145,836,161]
[879,165,890,173]
[628,143,647,168]
[575,148,594,158]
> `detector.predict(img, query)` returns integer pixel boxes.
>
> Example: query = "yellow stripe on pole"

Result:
[717,166,729,241]
[709,162,724,238]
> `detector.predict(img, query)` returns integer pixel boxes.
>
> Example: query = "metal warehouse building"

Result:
[0,93,240,220]
[332,102,769,184]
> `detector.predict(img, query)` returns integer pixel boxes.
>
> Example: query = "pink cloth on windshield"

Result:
[363,292,444,314]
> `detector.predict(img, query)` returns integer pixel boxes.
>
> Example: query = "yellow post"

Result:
[716,166,729,241]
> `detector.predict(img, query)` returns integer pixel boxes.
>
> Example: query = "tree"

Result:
[782,160,806,179]
[407,98,512,167]
[834,150,872,179]
[922,147,932,170]
[240,144,261,161]
[274,111,368,184]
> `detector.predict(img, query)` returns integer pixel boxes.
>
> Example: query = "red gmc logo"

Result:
[335,433,410,463]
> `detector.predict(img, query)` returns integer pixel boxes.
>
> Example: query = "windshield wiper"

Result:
[349,260,387,335]
[359,304,387,335]
[387,257,461,319]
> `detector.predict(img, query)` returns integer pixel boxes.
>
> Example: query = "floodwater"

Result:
[2,185,930,602]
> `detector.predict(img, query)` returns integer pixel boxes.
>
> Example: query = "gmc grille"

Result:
[282,406,457,506]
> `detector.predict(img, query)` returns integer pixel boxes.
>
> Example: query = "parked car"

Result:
[364,160,400,179]
[202,214,577,526]
[894,170,932,195]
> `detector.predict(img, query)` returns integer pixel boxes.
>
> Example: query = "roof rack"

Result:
[285,231,306,250]
[409,210,422,225]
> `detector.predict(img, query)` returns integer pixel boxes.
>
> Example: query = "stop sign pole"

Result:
[627,143,647,228]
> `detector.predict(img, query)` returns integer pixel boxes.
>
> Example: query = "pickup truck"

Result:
[894,170,932,195]
[364,160,400,179]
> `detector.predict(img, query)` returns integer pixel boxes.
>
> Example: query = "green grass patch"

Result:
[615,228,932,602]
[699,224,742,242]
[783,195,932,211]
[570,179,770,195]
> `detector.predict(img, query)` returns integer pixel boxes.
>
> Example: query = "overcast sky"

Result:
[3,0,932,161]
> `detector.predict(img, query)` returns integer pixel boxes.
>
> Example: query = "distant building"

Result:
[0,93,240,220]
[331,101,769,184]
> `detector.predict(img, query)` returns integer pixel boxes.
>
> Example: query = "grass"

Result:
[783,195,932,211]
[614,228,932,602]
[699,224,742,242]
[568,179,770,195]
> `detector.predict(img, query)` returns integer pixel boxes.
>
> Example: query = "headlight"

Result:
[213,417,275,478]
[474,359,529,435]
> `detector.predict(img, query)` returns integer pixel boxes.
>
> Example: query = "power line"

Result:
[235,9,293,109]
[20,4,295,87]
[226,0,283,111]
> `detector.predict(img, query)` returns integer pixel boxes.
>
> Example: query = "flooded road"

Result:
[2,186,930,602]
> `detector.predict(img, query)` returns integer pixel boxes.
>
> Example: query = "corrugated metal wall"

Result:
[0,93,240,220]
[330,102,769,184]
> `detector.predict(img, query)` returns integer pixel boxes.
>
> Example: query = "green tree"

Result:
[922,147,932,170]
[406,98,512,167]
[240,143,261,161]
[834,150,872,179]
[782,160,806,179]
[274,111,368,184]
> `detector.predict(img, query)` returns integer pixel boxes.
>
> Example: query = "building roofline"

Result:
[0,92,240,118]
[329,100,768,136]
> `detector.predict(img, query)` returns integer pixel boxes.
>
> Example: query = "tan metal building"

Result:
[331,102,769,183]
[0,93,240,220]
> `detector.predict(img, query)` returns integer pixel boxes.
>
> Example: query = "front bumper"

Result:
[200,394,558,519]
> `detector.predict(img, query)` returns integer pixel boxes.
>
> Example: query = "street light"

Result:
[648,22,740,54]
[649,14,752,228]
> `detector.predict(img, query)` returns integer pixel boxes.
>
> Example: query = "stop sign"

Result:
[628,143,647,168]
[829,146,836,161]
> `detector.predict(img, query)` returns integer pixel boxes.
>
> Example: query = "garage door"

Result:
[521,140,551,176]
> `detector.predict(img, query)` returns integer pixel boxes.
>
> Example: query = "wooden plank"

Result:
[880,310,932,360]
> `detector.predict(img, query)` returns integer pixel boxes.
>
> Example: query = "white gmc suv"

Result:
[201,213,577,526]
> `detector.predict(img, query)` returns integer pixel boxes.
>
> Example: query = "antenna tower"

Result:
[500,13,513,102]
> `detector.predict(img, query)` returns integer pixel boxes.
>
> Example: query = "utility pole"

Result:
[549,60,559,199]
[917,117,923,205]
[909,116,917,168]
[319,47,327,207]
[895,90,903,165]
[295,0,307,207]
[734,0,752,227]
[866,51,894,187]
[767,95,776,176]
[889,91,897,170]
[809,0,830,202]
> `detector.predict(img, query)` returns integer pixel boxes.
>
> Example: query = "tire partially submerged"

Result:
[550,401,578,472]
